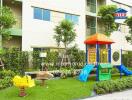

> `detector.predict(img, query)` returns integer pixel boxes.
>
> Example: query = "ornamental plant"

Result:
[98,5,117,36]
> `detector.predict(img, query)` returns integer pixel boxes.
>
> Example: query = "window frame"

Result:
[65,13,79,24]
[43,9,51,21]
[33,7,43,20]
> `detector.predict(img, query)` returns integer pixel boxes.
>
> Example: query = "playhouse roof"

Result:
[84,33,114,44]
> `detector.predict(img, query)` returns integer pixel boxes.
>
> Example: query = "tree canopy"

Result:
[0,6,16,39]
[54,20,76,50]
[98,5,117,36]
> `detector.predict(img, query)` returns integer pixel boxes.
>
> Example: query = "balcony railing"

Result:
[9,28,22,36]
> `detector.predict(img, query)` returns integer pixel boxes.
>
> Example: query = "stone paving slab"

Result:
[81,90,132,100]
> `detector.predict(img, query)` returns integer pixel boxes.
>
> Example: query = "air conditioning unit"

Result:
[111,49,121,66]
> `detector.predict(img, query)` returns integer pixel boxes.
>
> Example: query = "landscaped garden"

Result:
[0,4,132,100]
[0,74,130,100]
[0,45,131,100]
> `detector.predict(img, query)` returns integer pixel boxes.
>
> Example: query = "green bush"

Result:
[0,76,13,89]
[33,50,59,70]
[0,70,15,89]
[0,70,15,79]
[67,45,85,69]
[94,77,132,95]
[122,51,132,67]
[111,68,119,74]
[32,45,85,70]
[0,48,28,75]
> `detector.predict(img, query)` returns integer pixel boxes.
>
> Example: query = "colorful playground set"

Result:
[79,33,132,82]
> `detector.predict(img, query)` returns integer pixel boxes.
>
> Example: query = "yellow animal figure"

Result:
[12,75,35,96]
[13,75,35,88]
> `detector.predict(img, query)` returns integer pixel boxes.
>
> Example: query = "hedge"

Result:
[0,48,29,75]
[0,70,15,89]
[122,51,132,67]
[94,77,132,95]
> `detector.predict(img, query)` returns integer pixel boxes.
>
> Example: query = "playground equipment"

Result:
[79,64,94,82]
[79,33,132,82]
[79,33,114,81]
[13,75,35,97]
[111,49,132,77]
[99,63,112,81]
[116,64,132,76]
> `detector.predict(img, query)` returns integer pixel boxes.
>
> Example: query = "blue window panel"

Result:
[65,14,72,21]
[72,15,79,24]
[34,8,43,20]
[43,9,50,21]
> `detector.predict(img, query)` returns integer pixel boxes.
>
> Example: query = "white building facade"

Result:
[5,0,132,51]
[22,0,86,51]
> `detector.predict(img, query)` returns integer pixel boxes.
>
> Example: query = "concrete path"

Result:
[81,89,132,100]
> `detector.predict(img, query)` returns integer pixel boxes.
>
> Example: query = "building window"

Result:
[65,14,79,24]
[33,7,50,21]
[65,14,72,21]
[72,15,79,24]
[43,9,50,21]
[34,7,43,20]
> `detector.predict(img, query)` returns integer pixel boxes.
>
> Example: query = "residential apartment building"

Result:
[2,0,132,51]
[3,0,22,49]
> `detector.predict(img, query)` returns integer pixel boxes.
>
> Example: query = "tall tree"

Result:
[0,6,16,48]
[125,16,132,44]
[54,20,76,52]
[98,5,117,36]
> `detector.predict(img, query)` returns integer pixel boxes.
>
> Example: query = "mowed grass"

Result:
[0,77,95,100]
[0,74,128,100]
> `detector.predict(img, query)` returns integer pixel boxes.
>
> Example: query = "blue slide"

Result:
[116,65,132,76]
[78,64,94,82]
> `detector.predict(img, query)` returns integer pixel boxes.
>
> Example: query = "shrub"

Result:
[111,68,119,74]
[0,48,28,75]
[0,70,15,89]
[122,51,132,67]
[94,77,132,95]
[0,70,15,79]
[0,77,13,89]
[32,50,59,70]
[67,45,85,69]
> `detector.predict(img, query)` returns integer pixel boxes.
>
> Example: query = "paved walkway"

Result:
[81,90,132,100]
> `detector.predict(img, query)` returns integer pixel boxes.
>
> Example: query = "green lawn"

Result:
[0,74,128,100]
[0,77,95,100]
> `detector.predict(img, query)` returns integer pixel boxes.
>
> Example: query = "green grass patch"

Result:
[0,74,129,100]
[0,78,95,100]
